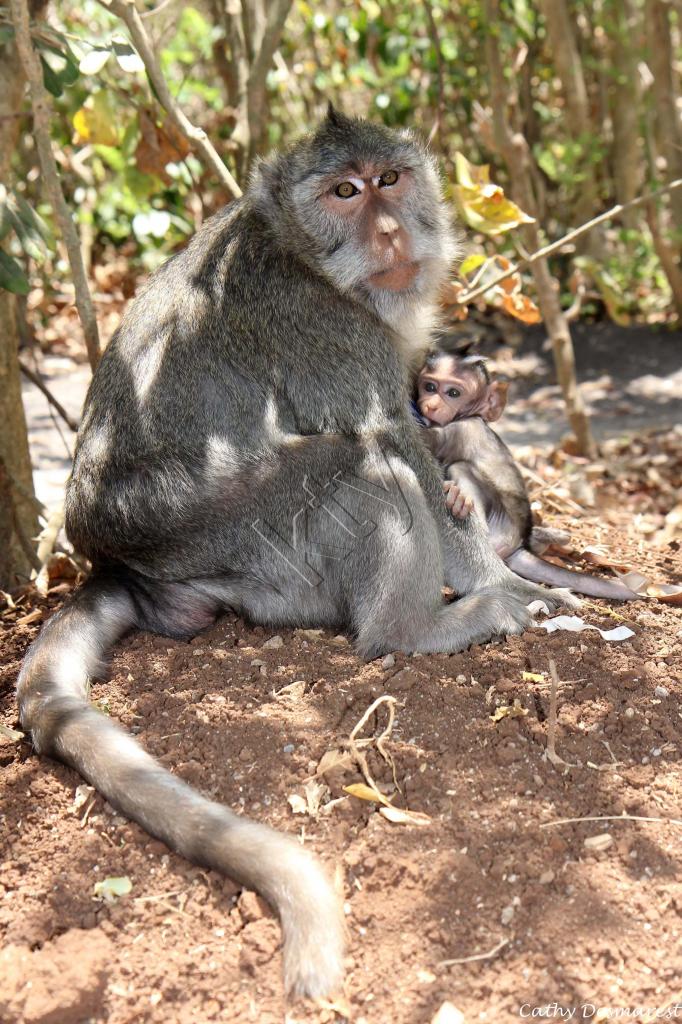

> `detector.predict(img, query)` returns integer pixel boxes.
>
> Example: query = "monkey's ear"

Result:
[326,102,342,126]
[481,380,508,422]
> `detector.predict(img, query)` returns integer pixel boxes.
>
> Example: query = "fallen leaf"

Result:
[522,671,546,683]
[343,782,391,806]
[379,805,432,826]
[316,748,354,776]
[490,699,528,722]
[70,784,95,813]
[537,615,635,642]
[431,1000,466,1024]
[0,723,24,743]
[646,584,682,605]
[287,793,307,815]
[93,876,132,903]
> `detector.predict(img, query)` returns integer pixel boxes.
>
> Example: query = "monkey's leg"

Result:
[17,573,345,1000]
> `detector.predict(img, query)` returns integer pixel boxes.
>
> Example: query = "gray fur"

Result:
[17,110,577,999]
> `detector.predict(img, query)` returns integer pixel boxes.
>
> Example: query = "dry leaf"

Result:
[646,584,682,605]
[431,1002,465,1024]
[490,699,528,722]
[522,671,545,683]
[316,748,354,776]
[287,793,307,815]
[379,805,432,826]
[343,782,391,806]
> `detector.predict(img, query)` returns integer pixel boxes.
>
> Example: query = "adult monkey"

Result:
[17,109,574,998]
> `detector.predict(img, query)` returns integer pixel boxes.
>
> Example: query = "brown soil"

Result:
[2,457,681,1024]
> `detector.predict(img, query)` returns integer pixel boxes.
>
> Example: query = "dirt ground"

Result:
[3,337,682,1023]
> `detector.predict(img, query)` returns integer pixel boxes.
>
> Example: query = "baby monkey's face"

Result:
[417,353,508,426]
[417,355,480,426]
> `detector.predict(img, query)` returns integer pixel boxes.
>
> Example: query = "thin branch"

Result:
[459,177,682,305]
[100,0,242,199]
[438,936,509,968]
[422,0,446,145]
[541,814,682,829]
[19,361,79,431]
[10,0,101,371]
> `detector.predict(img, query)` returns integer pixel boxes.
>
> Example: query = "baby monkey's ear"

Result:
[480,380,509,422]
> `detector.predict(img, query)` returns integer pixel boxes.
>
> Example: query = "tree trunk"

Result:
[209,0,292,179]
[0,17,40,588]
[645,0,682,230]
[484,0,597,459]
[608,0,643,229]
[538,0,602,245]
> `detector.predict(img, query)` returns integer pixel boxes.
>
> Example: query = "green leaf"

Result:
[7,193,51,262]
[40,55,63,97]
[460,253,487,276]
[0,250,30,295]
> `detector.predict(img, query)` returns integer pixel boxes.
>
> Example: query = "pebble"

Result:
[624,707,635,719]
[381,654,396,669]
[455,674,467,685]
[654,685,669,698]
[584,833,613,852]
[238,747,254,763]
[262,635,284,649]
[390,668,418,692]
[283,743,295,754]
[539,870,555,885]
[500,904,515,925]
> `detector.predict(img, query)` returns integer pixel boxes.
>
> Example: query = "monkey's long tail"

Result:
[506,548,638,601]
[17,574,345,1000]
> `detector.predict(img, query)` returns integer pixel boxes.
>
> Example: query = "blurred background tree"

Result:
[1,0,681,586]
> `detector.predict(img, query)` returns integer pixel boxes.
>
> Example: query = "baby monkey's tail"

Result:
[507,547,638,601]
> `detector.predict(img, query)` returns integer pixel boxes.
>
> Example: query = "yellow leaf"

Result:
[379,805,432,826]
[454,152,490,188]
[490,699,528,722]
[522,671,545,683]
[73,92,120,146]
[343,783,391,806]
[453,184,536,235]
[460,253,487,276]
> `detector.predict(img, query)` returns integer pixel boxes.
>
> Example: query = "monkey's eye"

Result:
[424,382,437,393]
[447,388,461,399]
[335,181,360,199]
[379,170,399,187]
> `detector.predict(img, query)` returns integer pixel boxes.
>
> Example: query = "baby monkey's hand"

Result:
[443,480,474,519]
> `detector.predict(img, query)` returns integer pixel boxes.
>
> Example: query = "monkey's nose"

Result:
[376,213,400,238]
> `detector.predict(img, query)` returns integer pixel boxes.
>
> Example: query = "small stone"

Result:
[500,904,515,925]
[539,870,555,885]
[654,685,669,698]
[283,743,295,754]
[250,659,265,668]
[584,833,613,852]
[330,634,348,646]
[238,747,254,763]
[262,635,284,649]
[381,654,396,669]
[390,668,418,692]
[652,747,662,757]
[624,707,635,719]
[455,674,467,685]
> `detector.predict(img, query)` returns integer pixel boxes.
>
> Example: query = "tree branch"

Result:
[10,0,101,372]
[19,361,80,431]
[459,177,682,305]
[100,0,242,199]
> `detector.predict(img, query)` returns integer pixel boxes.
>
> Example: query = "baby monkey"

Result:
[416,349,637,601]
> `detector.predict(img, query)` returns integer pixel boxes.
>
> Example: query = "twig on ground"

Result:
[347,694,399,795]
[438,936,509,967]
[545,659,577,769]
[541,814,682,829]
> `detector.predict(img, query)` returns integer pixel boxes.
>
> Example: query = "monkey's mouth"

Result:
[368,261,420,291]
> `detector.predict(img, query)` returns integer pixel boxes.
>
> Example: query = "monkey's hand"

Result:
[498,576,581,614]
[443,480,474,520]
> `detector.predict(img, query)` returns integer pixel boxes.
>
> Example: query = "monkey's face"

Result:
[255,110,461,336]
[417,358,480,425]
[417,355,508,426]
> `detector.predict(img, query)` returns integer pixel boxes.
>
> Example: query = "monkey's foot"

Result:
[443,480,474,519]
